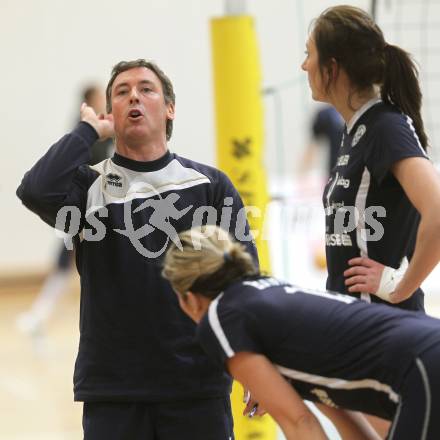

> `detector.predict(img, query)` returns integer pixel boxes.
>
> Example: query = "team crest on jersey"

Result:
[352,124,366,147]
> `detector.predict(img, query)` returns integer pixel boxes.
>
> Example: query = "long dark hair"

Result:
[312,5,428,150]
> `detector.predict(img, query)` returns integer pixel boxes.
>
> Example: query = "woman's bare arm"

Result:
[227,352,328,440]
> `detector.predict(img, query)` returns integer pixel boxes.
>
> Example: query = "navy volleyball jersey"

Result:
[17,122,257,402]
[197,277,440,419]
[323,99,429,309]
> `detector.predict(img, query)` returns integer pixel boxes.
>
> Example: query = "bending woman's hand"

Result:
[243,389,267,417]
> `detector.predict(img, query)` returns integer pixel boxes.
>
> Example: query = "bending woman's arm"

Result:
[227,352,328,440]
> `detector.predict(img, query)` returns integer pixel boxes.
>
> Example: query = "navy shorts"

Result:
[388,344,440,440]
[82,397,234,440]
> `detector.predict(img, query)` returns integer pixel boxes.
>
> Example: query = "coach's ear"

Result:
[166,102,175,121]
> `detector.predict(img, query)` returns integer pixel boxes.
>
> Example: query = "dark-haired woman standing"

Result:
[302,5,440,436]
[302,5,440,309]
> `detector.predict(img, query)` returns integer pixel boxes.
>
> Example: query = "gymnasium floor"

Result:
[0,277,83,440]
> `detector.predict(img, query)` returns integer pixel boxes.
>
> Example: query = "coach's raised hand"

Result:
[80,102,114,140]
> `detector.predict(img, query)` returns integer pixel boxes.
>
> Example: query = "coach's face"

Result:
[111,67,174,147]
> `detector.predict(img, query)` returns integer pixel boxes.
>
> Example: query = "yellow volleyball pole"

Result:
[211,4,276,439]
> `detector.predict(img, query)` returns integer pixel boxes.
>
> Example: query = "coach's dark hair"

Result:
[162,226,258,300]
[312,5,427,150]
[106,59,175,141]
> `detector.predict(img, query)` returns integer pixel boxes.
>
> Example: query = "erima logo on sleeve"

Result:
[106,173,123,187]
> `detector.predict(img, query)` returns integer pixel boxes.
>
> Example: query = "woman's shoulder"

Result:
[369,102,413,131]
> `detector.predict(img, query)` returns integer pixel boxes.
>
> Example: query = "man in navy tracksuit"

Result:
[17,59,257,439]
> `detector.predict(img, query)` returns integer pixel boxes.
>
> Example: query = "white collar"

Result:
[346,97,382,134]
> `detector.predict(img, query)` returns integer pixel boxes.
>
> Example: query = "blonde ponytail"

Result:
[162,226,257,299]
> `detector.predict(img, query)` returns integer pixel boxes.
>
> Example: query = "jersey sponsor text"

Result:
[325,233,353,247]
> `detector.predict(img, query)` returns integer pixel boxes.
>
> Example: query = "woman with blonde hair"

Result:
[163,225,440,440]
